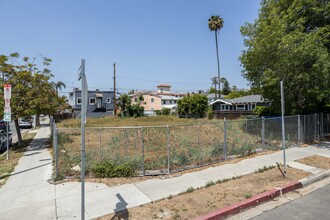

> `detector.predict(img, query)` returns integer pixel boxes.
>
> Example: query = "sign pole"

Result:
[3,84,11,160]
[281,81,286,177]
[6,122,9,160]
[78,59,87,220]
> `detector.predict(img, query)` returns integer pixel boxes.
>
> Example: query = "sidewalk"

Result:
[0,120,330,220]
[0,118,55,220]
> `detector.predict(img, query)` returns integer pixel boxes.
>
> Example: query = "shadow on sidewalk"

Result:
[25,138,50,151]
[313,139,330,150]
[111,193,129,220]
[7,162,52,177]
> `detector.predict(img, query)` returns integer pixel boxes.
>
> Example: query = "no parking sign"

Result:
[3,84,11,122]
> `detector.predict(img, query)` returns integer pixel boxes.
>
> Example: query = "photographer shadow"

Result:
[111,193,129,220]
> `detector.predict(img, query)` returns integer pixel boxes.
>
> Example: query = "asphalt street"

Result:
[251,183,330,220]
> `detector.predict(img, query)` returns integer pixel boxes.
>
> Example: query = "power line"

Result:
[116,74,210,85]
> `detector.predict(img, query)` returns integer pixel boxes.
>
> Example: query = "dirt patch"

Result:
[97,166,309,220]
[296,155,330,169]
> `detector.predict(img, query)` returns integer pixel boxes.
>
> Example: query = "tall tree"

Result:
[0,53,64,145]
[220,77,231,95]
[51,81,66,95]
[118,94,131,117]
[208,15,224,98]
[240,0,330,115]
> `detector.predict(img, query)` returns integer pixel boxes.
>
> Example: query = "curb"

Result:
[194,171,330,220]
[193,179,308,220]
[299,170,330,187]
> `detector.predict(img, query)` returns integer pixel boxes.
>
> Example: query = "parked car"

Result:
[0,120,10,131]
[0,130,12,152]
[18,118,32,129]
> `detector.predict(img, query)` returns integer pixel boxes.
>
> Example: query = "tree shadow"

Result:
[111,193,129,220]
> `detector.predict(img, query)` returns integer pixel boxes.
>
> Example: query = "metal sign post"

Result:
[281,81,286,177]
[78,59,87,220]
[4,84,11,160]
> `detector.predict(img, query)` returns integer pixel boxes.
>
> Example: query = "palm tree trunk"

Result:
[215,31,221,98]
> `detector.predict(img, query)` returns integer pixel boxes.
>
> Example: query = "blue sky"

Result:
[0,0,261,95]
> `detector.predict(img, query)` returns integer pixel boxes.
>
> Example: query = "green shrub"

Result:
[91,161,136,178]
[211,143,223,157]
[207,107,214,120]
[205,181,215,188]
[245,193,252,199]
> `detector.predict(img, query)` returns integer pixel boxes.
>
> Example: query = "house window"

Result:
[77,97,82,105]
[107,98,111,103]
[252,104,255,110]
[236,104,245,111]
[151,98,154,103]
[221,104,230,111]
[162,100,166,104]
[134,98,138,102]
[89,98,96,105]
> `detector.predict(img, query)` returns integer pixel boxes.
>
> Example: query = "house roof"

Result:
[209,99,232,106]
[209,95,267,105]
[159,95,180,100]
[230,95,266,104]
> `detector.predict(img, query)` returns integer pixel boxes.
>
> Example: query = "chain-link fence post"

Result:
[50,116,54,138]
[54,125,58,179]
[298,115,301,144]
[141,127,145,176]
[320,113,324,139]
[166,125,171,174]
[303,115,306,143]
[261,117,265,147]
[314,113,318,140]
[224,118,227,160]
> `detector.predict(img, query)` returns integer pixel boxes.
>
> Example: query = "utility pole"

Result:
[113,63,117,117]
[211,77,217,98]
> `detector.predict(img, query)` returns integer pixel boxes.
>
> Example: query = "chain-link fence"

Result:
[52,113,328,179]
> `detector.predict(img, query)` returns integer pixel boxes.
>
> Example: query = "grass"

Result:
[0,133,37,187]
[57,115,204,128]
[55,115,295,179]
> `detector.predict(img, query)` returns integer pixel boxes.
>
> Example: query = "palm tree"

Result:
[51,81,66,95]
[208,15,224,98]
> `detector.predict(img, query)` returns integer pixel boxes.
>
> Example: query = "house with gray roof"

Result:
[69,88,115,118]
[209,95,269,118]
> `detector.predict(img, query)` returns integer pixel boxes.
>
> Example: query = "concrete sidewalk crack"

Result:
[133,183,153,202]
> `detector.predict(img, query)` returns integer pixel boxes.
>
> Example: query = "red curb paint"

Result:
[194,180,304,220]
[281,180,303,194]
[193,188,280,220]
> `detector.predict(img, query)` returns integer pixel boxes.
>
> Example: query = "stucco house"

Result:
[69,88,115,118]
[209,95,269,119]
[130,84,186,115]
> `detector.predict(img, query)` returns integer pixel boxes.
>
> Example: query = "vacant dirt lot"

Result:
[97,166,309,220]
